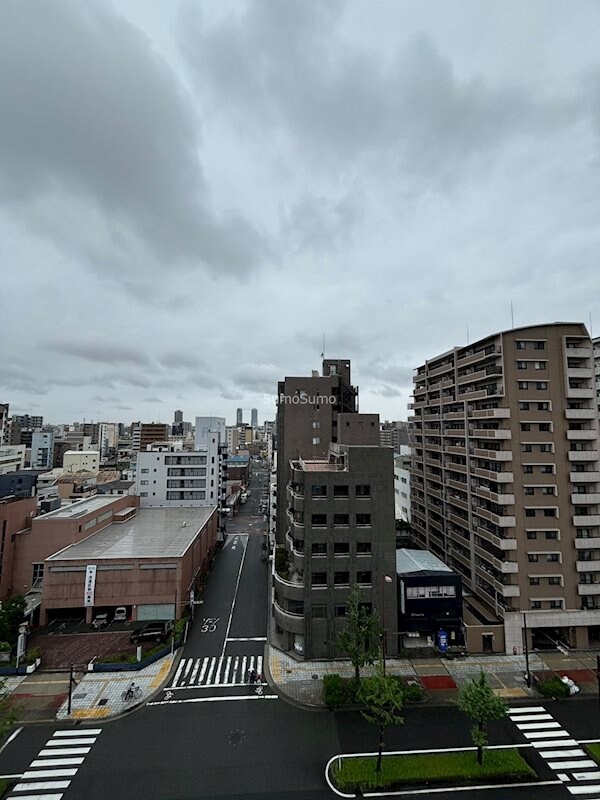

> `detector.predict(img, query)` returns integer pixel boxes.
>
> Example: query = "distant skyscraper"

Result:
[236,408,243,425]
[195,417,226,449]
[174,410,183,424]
[251,408,258,428]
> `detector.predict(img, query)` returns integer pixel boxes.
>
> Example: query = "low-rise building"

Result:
[0,445,26,475]
[63,450,100,473]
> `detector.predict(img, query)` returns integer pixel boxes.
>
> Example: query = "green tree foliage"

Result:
[358,662,405,773]
[0,677,17,741]
[457,670,507,765]
[0,596,26,646]
[336,584,381,680]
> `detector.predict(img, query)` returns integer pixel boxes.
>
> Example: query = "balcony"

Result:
[567,429,598,440]
[500,561,519,573]
[446,462,467,474]
[457,388,488,401]
[445,427,466,437]
[447,478,468,492]
[577,561,600,572]
[578,584,600,596]
[570,472,600,483]
[567,388,595,399]
[565,408,597,419]
[446,445,466,456]
[473,507,516,528]
[499,537,518,550]
[501,585,520,597]
[472,467,514,483]
[472,429,512,440]
[472,486,515,505]
[274,571,305,601]
[567,368,594,379]
[472,449,512,461]
[458,368,487,385]
[447,494,468,511]
[428,361,454,379]
[568,451,600,462]
[468,408,510,419]
[273,599,305,634]
[444,411,465,420]
[457,346,501,367]
[566,346,592,358]
[574,515,600,526]
[571,494,600,504]
[424,428,442,437]
[575,538,600,549]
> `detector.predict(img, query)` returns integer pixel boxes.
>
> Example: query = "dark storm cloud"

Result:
[232,363,281,393]
[0,0,267,281]
[180,0,576,177]
[45,340,150,367]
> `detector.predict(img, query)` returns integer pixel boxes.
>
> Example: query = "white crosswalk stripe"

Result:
[170,655,267,688]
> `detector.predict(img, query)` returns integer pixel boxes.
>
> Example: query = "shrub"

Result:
[403,683,425,702]
[537,677,570,699]
[323,674,361,707]
[24,648,41,665]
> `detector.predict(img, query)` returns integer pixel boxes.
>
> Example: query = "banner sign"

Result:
[84,565,97,608]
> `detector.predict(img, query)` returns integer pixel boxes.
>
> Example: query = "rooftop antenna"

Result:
[510,300,515,329]
[589,310,594,339]
[321,333,325,360]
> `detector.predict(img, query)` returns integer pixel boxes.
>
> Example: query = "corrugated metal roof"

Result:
[396,548,452,575]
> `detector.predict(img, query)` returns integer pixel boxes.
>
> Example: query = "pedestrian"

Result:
[249,668,257,684]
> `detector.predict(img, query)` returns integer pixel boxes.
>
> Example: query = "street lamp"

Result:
[379,575,394,676]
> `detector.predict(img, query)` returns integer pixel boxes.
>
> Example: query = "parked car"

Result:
[113,607,127,622]
[92,613,108,630]
[130,620,174,645]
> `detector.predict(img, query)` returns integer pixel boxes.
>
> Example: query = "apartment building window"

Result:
[517,361,528,370]
[311,572,327,587]
[334,514,350,526]
[524,487,535,495]
[519,402,530,410]
[536,381,548,390]
[541,465,554,474]
[140,492,148,497]
[543,509,557,517]
[520,423,531,431]
[538,402,550,411]
[356,513,371,526]
[32,563,44,584]
[356,484,371,497]
[529,577,540,585]
[546,553,560,562]
[531,601,542,609]
[518,381,529,389]
[516,341,526,349]
[528,554,539,562]
[312,421,320,429]
[311,543,327,556]
[534,341,545,350]
[312,437,320,445]
[525,509,536,517]
[539,423,551,432]
[542,487,555,495]
[549,600,563,609]
[141,468,149,474]
[356,571,372,585]
[311,606,327,619]
[311,514,327,526]
[527,531,537,539]
[140,480,148,485]
[334,542,350,555]
[334,572,350,586]
[534,362,546,370]
[540,444,553,452]
[356,542,372,554]
[523,465,534,474]
[545,531,559,539]
[522,445,533,453]
[311,485,327,497]
[333,485,349,497]
[335,605,347,617]
[549,576,561,585]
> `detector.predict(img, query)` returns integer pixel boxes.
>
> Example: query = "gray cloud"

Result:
[232,363,282,393]
[0,0,268,284]
[46,340,150,367]
[142,396,163,404]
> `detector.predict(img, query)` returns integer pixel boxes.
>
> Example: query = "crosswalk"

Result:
[169,655,264,689]
[6,728,101,799]
[509,705,600,795]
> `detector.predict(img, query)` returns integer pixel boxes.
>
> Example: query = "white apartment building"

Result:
[0,445,26,475]
[63,450,100,473]
[30,431,54,469]
[593,335,600,416]
[195,417,226,450]
[98,422,119,459]
[394,445,411,524]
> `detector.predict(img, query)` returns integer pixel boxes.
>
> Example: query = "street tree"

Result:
[358,662,404,773]
[457,669,507,765]
[0,596,26,645]
[336,584,380,680]
[0,678,17,742]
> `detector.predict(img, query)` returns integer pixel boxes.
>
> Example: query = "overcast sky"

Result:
[2,0,600,427]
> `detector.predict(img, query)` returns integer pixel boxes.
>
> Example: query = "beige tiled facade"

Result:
[409,322,600,652]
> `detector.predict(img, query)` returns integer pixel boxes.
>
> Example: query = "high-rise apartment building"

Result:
[174,410,183,424]
[593,336,600,415]
[132,423,170,453]
[0,404,8,445]
[275,438,398,659]
[275,359,358,544]
[236,408,243,426]
[251,408,258,428]
[98,422,119,459]
[380,420,409,453]
[30,431,55,469]
[410,322,600,652]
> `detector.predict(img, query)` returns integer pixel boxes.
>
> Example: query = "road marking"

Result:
[537,749,587,759]
[45,737,97,746]
[523,730,569,739]
[0,727,22,756]
[227,637,267,642]
[573,772,600,781]
[510,714,553,722]
[517,721,560,730]
[532,740,578,749]
[148,694,278,706]
[198,658,209,684]
[221,536,248,659]
[567,786,600,795]
[170,659,185,688]
[181,659,193,685]
[205,657,216,684]
[189,658,201,684]
[241,656,247,683]
[30,759,84,768]
[507,706,546,713]
[223,656,232,684]
[38,748,91,757]
[6,795,64,800]
[52,730,102,737]
[548,760,597,770]
[214,656,224,684]
[13,779,71,791]
[22,770,78,779]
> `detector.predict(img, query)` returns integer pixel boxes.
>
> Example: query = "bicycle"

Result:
[121,684,142,702]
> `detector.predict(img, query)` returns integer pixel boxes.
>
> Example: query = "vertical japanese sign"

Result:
[84,564,97,607]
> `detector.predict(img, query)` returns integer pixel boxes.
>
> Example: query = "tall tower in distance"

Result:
[236,408,243,426]
[251,408,258,428]
[174,410,183,424]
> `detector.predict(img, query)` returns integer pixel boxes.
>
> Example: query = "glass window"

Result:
[534,341,545,350]
[356,571,372,585]
[333,485,349,497]
[536,381,548,390]
[311,485,327,497]
[517,361,527,370]
[356,513,371,526]
[548,576,561,585]
[333,514,349,526]
[334,542,350,554]
[311,606,327,619]
[311,543,327,556]
[356,485,371,497]
[311,514,327,526]
[526,531,537,539]
[311,572,327,587]
[516,341,526,349]
[528,553,539,562]
[523,465,533,473]
[531,600,542,609]
[335,605,347,617]
[539,423,551,432]
[529,577,540,585]
[525,509,536,517]
[518,381,528,389]
[356,542,372,554]
[334,572,350,586]
[520,423,531,431]
[546,553,560,562]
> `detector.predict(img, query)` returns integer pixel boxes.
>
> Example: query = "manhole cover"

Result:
[97,698,108,706]
[227,729,245,746]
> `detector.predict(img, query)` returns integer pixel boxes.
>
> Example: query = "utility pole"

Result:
[67,664,77,715]
[523,614,531,688]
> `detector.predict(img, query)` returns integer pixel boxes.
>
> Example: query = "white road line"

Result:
[510,714,553,722]
[567,785,600,794]
[548,760,597,770]
[241,656,247,683]
[214,657,224,684]
[538,749,587,759]
[148,695,279,706]
[226,637,267,642]
[30,759,84,768]
[13,779,71,791]
[52,730,102,737]
[6,794,64,800]
[507,706,546,713]
[232,656,239,683]
[248,656,255,677]
[532,740,578,749]
[223,656,232,684]
[205,657,217,685]
[181,659,193,685]
[44,738,96,746]
[257,655,263,677]
[170,659,186,688]
[220,537,248,659]
[189,658,201,684]
[573,772,600,781]
[523,730,570,739]
[22,770,77,779]
[38,748,90,757]
[558,773,570,781]
[517,722,561,730]
[198,657,209,684]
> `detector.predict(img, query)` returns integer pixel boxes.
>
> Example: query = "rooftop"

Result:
[396,548,452,575]
[47,506,216,561]
[64,450,100,456]
[36,494,118,520]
